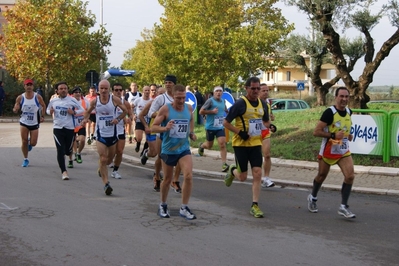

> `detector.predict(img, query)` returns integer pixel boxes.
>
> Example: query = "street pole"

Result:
[308,25,314,96]
[100,0,104,80]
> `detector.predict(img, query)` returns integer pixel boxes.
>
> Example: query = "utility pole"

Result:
[308,25,314,96]
[100,0,104,80]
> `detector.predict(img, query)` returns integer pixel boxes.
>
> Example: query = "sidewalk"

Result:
[1,117,398,196]
[122,143,399,196]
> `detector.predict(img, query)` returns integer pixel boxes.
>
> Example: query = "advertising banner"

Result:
[350,114,384,155]
[390,114,399,156]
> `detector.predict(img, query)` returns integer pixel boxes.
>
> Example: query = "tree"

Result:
[0,0,111,101]
[284,32,365,105]
[121,29,167,86]
[123,0,294,91]
[284,0,399,108]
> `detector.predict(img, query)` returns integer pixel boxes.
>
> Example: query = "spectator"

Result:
[193,86,204,125]
[0,81,5,116]
[36,86,44,98]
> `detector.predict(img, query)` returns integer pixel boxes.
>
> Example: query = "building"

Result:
[259,54,341,93]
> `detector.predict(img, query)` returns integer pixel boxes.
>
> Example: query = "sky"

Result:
[86,0,399,86]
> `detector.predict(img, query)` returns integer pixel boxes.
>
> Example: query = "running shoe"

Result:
[180,206,196,220]
[140,149,148,165]
[171,181,182,193]
[75,153,82,164]
[250,204,264,218]
[104,182,113,196]
[221,163,229,172]
[338,205,356,218]
[62,174,69,180]
[87,137,92,145]
[135,145,140,153]
[21,158,29,167]
[307,194,318,213]
[129,136,132,144]
[261,177,275,188]
[28,138,32,152]
[158,204,170,218]
[198,143,204,156]
[111,171,122,179]
[67,160,74,168]
[224,164,236,187]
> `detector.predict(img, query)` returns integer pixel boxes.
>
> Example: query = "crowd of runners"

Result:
[12,76,357,220]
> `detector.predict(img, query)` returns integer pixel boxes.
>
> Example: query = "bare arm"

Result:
[124,101,133,124]
[313,120,330,138]
[188,105,197,141]
[223,119,240,134]
[83,98,97,122]
[13,95,22,113]
[37,95,46,122]
[139,100,152,134]
[112,97,128,124]
[151,105,172,133]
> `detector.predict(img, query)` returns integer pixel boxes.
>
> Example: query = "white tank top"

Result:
[20,93,40,126]
[95,95,117,138]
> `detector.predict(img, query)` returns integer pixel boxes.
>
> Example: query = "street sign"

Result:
[222,91,235,110]
[85,70,99,86]
[103,69,136,79]
[185,91,197,113]
[297,82,305,91]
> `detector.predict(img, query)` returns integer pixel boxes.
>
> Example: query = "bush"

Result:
[2,75,24,116]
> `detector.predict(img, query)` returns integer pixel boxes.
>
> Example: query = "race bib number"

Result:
[169,119,189,138]
[25,112,35,121]
[248,119,262,136]
[99,116,114,128]
[213,116,224,128]
[56,107,68,120]
[331,138,349,155]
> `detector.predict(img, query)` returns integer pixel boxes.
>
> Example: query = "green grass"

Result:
[193,104,399,168]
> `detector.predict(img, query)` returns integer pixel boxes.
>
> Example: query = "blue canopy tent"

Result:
[103,69,136,79]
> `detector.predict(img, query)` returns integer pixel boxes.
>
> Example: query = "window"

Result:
[286,71,291,81]
[267,72,270,81]
[299,101,308,109]
[287,101,298,109]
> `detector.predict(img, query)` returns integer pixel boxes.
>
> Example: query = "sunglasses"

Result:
[113,89,123,92]
[25,83,33,86]
[250,87,260,91]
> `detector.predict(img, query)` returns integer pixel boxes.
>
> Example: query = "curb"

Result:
[122,153,399,196]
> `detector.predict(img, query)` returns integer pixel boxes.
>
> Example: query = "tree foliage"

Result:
[284,0,399,108]
[283,33,364,105]
[0,0,111,100]
[122,0,294,91]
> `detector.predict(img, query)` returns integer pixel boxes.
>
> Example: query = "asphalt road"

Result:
[0,122,398,266]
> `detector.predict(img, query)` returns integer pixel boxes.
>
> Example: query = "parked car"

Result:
[270,99,310,111]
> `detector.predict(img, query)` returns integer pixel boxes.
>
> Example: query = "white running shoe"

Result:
[180,206,196,220]
[62,174,69,180]
[338,205,356,218]
[261,177,275,188]
[111,171,122,179]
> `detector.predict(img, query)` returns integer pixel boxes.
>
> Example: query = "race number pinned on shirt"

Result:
[213,116,224,128]
[248,119,262,136]
[169,119,189,138]
[56,106,68,120]
[331,138,349,155]
[99,116,114,129]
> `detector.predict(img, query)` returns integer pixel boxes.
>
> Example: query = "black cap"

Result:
[164,75,177,84]
[72,86,82,93]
